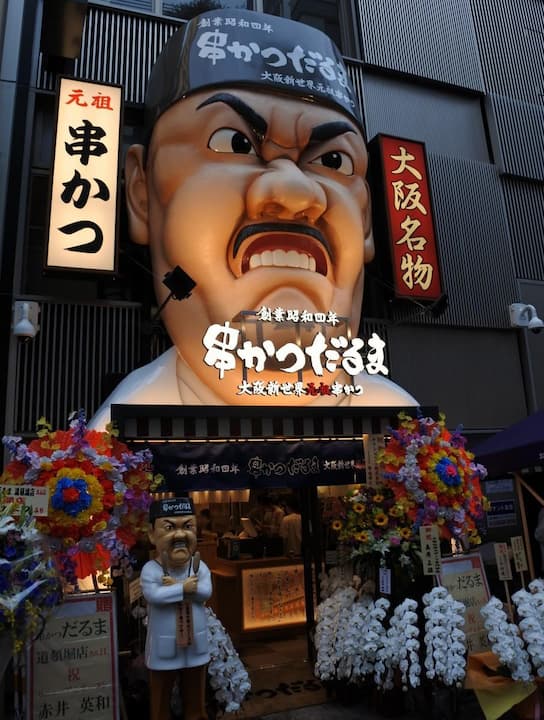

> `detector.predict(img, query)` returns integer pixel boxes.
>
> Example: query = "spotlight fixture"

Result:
[509,302,544,334]
[153,265,197,321]
[12,301,40,339]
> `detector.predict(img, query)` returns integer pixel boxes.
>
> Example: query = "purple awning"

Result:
[473,410,544,476]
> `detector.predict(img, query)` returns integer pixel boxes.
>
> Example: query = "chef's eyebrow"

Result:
[197,92,268,141]
[309,121,356,144]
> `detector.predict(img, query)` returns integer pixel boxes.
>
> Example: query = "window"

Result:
[100,0,155,12]
[93,0,358,55]
[163,0,254,20]
[263,0,343,51]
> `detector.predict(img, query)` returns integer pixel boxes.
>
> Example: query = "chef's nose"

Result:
[246,158,326,223]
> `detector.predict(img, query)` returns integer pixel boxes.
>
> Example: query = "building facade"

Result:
[1,0,543,441]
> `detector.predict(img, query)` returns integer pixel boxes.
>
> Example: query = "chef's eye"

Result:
[208,128,257,155]
[310,150,353,175]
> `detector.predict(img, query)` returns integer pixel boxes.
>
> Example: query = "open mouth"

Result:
[172,540,188,550]
[233,223,331,277]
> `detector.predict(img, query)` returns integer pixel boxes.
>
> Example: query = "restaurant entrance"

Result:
[188,484,355,716]
[112,404,421,716]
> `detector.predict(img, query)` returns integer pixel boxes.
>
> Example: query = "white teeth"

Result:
[247,250,317,271]
[286,250,301,267]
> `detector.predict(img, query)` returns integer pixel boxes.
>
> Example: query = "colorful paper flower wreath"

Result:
[378,412,488,545]
[1,410,158,584]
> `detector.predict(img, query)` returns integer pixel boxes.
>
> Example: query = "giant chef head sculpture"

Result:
[90,8,417,426]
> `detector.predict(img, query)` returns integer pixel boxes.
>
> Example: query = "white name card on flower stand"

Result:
[510,536,528,573]
[420,525,442,575]
[440,553,491,654]
[494,541,514,620]
[363,434,385,487]
[494,542,513,581]
[0,484,49,516]
[511,535,528,589]
[379,567,391,595]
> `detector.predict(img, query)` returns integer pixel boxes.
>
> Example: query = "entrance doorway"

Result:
[112,403,428,716]
[190,487,325,716]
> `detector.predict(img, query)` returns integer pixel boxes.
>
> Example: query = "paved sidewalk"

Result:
[262,701,417,719]
[259,687,492,720]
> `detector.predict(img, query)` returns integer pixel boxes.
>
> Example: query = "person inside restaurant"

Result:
[248,493,285,539]
[280,494,302,557]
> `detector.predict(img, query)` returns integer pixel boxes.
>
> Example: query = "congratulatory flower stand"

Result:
[314,412,491,716]
[1,411,251,718]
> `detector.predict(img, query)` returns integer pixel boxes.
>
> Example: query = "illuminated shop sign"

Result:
[46,78,122,273]
[201,306,389,398]
[377,134,443,301]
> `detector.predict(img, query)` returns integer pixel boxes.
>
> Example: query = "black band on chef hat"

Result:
[143,8,363,142]
[149,497,195,525]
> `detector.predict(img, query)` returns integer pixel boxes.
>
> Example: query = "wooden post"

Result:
[515,473,540,580]
[503,580,514,621]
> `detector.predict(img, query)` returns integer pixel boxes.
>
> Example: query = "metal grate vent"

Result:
[357,0,484,92]
[470,0,544,104]
[36,6,182,103]
[389,155,518,328]
[502,178,544,281]
[12,299,142,434]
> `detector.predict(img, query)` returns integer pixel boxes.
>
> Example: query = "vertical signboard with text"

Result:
[375,134,443,302]
[440,554,491,654]
[46,78,122,273]
[28,594,119,720]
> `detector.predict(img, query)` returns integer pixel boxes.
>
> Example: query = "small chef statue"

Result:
[141,497,212,720]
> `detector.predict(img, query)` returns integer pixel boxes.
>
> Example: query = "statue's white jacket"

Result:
[140,557,212,671]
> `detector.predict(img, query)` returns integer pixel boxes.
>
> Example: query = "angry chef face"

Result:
[125,87,374,403]
[148,515,198,570]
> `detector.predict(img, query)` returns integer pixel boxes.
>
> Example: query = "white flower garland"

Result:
[336,595,374,683]
[526,578,544,626]
[318,564,352,601]
[375,598,420,691]
[350,596,388,683]
[480,596,532,682]
[422,586,466,687]
[314,573,487,691]
[206,607,251,713]
[512,579,544,679]
[358,598,391,678]
[335,600,362,681]
[314,583,358,681]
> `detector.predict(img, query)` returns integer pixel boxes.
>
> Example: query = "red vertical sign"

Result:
[379,135,443,301]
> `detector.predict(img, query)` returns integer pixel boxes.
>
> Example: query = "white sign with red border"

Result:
[46,78,122,272]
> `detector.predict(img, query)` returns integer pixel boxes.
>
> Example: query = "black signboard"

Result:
[152,439,363,491]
